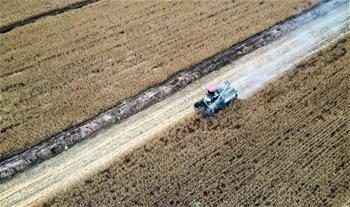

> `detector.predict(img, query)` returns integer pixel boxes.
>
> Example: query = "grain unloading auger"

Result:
[194,80,237,117]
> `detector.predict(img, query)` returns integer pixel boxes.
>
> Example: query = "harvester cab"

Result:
[194,80,237,117]
[204,86,219,104]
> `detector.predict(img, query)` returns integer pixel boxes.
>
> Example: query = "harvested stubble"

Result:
[39,36,350,207]
[0,0,84,28]
[0,0,318,160]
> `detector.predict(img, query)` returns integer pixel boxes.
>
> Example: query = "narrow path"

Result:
[0,4,348,207]
[0,0,98,33]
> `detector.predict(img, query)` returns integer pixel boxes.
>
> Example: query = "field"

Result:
[0,0,84,28]
[0,0,318,160]
[38,36,350,207]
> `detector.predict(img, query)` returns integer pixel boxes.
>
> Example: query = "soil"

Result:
[0,0,83,28]
[0,0,318,160]
[39,36,350,207]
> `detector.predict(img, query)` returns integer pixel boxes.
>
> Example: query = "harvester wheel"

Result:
[204,107,214,117]
[194,101,205,109]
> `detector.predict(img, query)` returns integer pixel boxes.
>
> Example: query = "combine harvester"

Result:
[0,1,348,206]
[194,81,237,117]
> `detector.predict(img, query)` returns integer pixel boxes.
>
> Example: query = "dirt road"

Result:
[0,3,348,207]
[0,0,317,160]
[42,36,350,207]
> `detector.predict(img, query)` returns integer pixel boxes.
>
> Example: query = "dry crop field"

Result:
[0,0,318,160]
[39,36,350,207]
[0,0,84,28]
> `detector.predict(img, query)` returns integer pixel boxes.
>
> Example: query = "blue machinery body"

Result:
[194,81,238,117]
